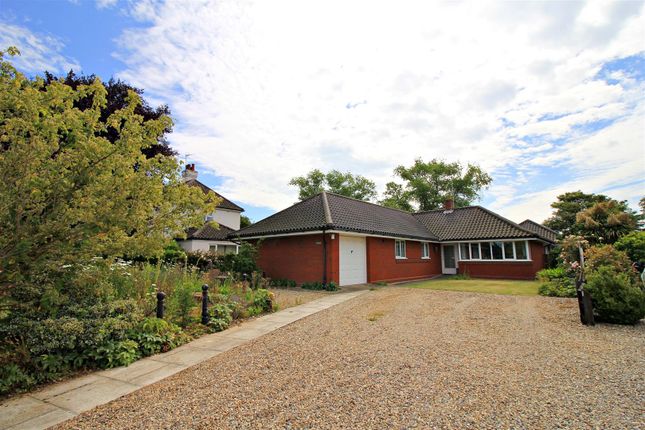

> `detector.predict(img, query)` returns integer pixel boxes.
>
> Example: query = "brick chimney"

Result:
[443,198,454,211]
[182,163,198,181]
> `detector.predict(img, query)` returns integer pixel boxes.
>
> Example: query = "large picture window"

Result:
[395,240,406,259]
[457,241,530,261]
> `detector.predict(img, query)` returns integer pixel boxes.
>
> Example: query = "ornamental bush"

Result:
[614,231,645,265]
[584,245,634,274]
[585,266,645,325]
[536,267,576,298]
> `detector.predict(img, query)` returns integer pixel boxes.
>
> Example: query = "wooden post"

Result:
[201,284,209,325]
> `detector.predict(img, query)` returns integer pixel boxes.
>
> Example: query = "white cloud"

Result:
[113,0,645,218]
[96,0,118,9]
[0,22,80,74]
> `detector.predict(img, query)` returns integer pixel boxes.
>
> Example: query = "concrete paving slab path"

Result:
[0,289,367,430]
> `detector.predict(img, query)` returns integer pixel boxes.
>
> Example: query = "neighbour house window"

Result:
[422,242,430,259]
[457,241,530,261]
[209,245,217,253]
[395,240,406,258]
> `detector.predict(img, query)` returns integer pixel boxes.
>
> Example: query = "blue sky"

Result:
[1,0,643,223]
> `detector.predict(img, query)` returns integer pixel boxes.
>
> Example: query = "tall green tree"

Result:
[289,169,377,201]
[576,200,638,244]
[41,70,176,159]
[379,182,413,211]
[0,48,218,312]
[542,191,638,238]
[385,158,492,211]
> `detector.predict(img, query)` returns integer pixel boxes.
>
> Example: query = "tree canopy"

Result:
[543,191,639,242]
[289,169,377,201]
[576,200,638,244]
[0,48,218,311]
[382,158,492,211]
[41,70,176,159]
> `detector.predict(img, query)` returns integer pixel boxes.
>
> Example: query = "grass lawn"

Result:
[404,277,539,296]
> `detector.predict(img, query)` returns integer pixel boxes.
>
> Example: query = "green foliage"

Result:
[215,242,258,274]
[614,231,645,264]
[543,191,638,242]
[0,363,35,395]
[252,289,274,312]
[0,50,218,317]
[576,200,638,244]
[386,158,492,211]
[130,318,189,356]
[289,169,377,201]
[301,281,339,291]
[586,266,645,325]
[269,278,297,288]
[162,242,188,264]
[88,340,140,368]
[166,276,200,328]
[380,182,413,211]
[584,245,634,274]
[208,303,233,332]
[537,268,576,298]
[240,215,253,228]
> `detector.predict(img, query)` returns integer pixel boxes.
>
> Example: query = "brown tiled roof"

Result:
[231,192,550,243]
[232,192,438,240]
[185,179,244,212]
[519,220,558,243]
[412,206,538,241]
[186,223,237,241]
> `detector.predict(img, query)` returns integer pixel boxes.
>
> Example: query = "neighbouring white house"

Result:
[176,164,244,254]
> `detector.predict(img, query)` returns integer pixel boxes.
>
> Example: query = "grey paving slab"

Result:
[149,346,221,366]
[189,334,248,352]
[0,397,58,429]
[31,375,102,401]
[7,408,75,430]
[0,289,368,430]
[46,378,138,414]
[128,363,186,387]
[99,358,169,383]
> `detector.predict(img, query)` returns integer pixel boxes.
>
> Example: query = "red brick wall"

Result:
[457,240,547,280]
[254,234,339,285]
[366,237,441,283]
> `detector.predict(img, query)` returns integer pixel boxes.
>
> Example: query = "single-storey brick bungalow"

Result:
[230,192,557,286]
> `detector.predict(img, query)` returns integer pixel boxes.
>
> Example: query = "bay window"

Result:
[456,240,530,261]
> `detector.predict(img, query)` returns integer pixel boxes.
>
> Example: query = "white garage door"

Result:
[339,235,367,286]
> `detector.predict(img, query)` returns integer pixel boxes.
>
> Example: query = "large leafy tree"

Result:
[0,49,218,312]
[384,158,492,211]
[379,182,413,211]
[41,70,176,159]
[542,191,638,238]
[289,169,377,201]
[576,200,638,244]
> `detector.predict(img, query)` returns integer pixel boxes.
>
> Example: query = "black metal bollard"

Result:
[156,291,166,319]
[201,284,209,325]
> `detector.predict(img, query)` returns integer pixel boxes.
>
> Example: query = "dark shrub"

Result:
[614,231,645,265]
[215,242,258,274]
[301,281,338,291]
[537,267,576,298]
[269,278,297,288]
[252,288,274,312]
[585,266,645,325]
[585,245,633,274]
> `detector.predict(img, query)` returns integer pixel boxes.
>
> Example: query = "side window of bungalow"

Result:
[458,241,530,261]
[395,240,406,259]
[421,242,430,259]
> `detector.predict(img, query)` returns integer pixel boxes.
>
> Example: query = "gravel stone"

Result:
[56,288,645,429]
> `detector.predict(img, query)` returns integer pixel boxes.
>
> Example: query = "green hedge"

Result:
[537,267,576,298]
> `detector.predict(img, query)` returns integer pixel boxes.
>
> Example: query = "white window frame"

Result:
[421,242,430,259]
[456,240,531,261]
[395,240,407,259]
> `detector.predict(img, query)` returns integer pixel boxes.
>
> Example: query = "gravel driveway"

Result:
[56,288,644,429]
